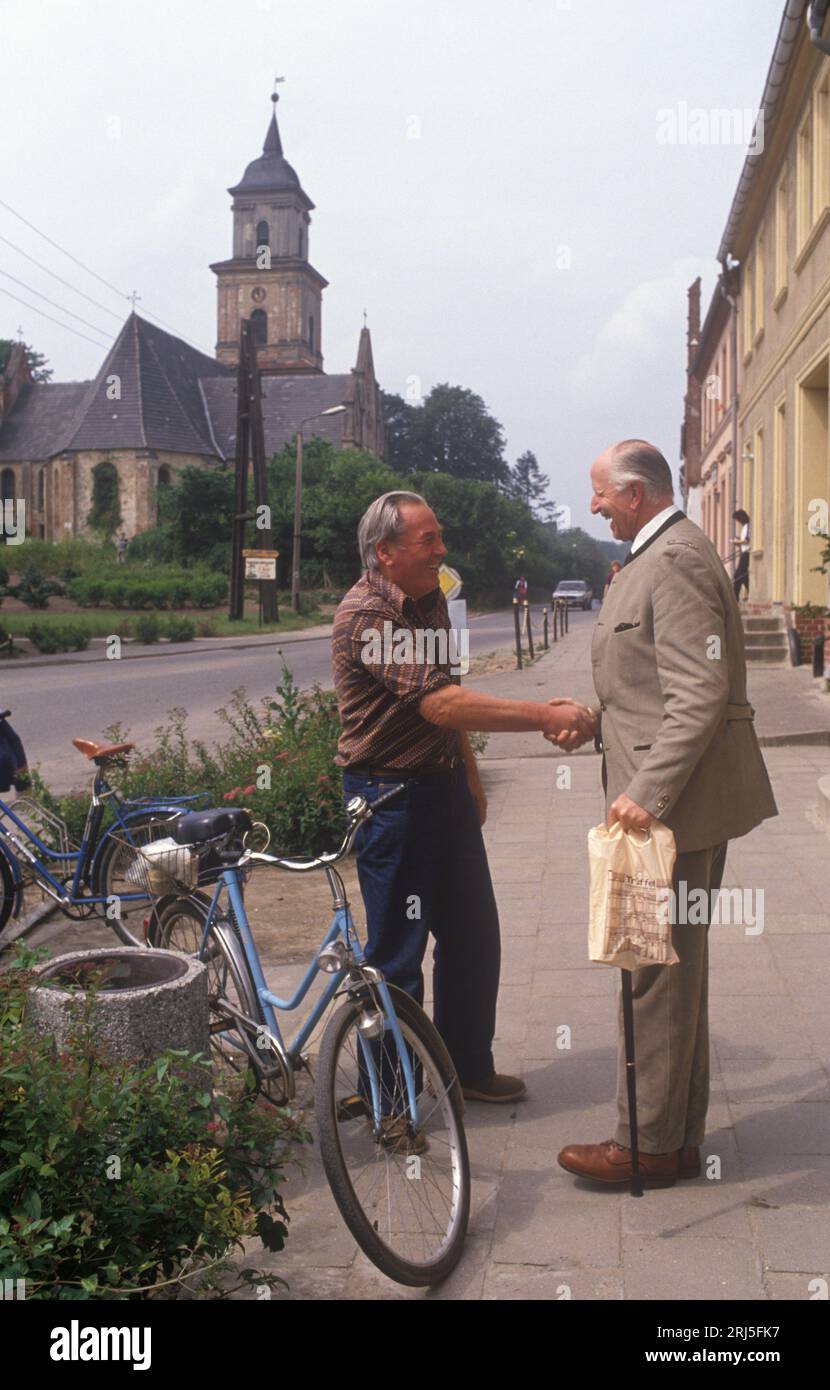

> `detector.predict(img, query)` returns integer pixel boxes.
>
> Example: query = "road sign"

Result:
[438,564,462,600]
[244,551,278,581]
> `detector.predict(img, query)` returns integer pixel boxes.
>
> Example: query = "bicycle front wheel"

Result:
[315,984,470,1287]
[154,895,289,1106]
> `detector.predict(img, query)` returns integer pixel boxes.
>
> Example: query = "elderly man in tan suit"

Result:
[557,440,777,1187]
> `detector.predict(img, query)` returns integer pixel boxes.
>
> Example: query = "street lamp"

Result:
[292,405,347,612]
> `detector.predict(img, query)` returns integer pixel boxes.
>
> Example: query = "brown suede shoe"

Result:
[462,1072,527,1103]
[679,1145,701,1178]
[557,1139,678,1187]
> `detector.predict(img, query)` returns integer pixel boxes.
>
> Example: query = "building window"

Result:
[754,231,764,340]
[815,71,830,216]
[256,220,270,247]
[752,426,764,552]
[298,227,304,257]
[251,309,267,345]
[87,460,122,539]
[773,400,786,600]
[797,109,814,247]
[309,314,315,350]
[37,468,45,510]
[742,253,754,357]
[774,174,788,298]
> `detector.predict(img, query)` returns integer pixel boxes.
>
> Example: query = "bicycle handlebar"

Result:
[242,781,406,873]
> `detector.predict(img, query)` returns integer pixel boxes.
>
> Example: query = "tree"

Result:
[87,461,122,539]
[0,338,53,382]
[383,383,509,487]
[509,450,556,521]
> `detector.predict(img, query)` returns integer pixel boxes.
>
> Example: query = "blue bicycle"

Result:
[143,788,471,1287]
[0,710,209,948]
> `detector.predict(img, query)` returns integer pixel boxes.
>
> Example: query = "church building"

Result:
[0,92,385,540]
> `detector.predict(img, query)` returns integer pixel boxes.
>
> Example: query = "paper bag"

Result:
[587,820,678,969]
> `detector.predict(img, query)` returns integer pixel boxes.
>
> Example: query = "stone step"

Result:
[745,647,789,663]
[744,632,788,648]
[743,617,783,632]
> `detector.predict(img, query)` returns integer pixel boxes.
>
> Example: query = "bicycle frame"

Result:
[0,765,206,911]
[198,864,420,1126]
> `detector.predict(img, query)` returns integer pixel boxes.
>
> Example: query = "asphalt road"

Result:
[3,606,596,794]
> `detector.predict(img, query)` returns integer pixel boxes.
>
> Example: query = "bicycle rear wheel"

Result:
[154,894,289,1106]
[315,984,469,1286]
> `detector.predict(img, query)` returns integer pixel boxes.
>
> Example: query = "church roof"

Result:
[0,314,235,462]
[229,96,313,207]
[201,373,356,457]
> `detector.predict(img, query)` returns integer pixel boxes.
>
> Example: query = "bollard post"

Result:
[552,599,558,642]
[542,606,549,650]
[565,601,569,634]
[524,601,534,660]
[512,596,523,670]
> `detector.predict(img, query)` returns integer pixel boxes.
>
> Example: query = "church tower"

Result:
[211,91,327,373]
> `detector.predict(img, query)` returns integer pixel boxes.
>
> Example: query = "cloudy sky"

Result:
[1,0,784,535]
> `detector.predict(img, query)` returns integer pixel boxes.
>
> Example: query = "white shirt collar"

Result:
[629,505,681,555]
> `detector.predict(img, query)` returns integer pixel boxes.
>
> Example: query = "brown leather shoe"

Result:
[557,1139,678,1187]
[462,1072,527,1103]
[679,1145,701,1178]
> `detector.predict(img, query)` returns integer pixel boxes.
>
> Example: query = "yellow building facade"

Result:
[721,15,830,608]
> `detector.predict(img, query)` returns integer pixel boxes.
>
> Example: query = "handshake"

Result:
[542,698,598,753]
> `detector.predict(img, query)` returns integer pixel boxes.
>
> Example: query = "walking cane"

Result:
[621,968,643,1197]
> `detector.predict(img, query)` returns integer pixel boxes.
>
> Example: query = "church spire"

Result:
[263,85,285,157]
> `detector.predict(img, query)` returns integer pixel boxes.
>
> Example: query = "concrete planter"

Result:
[27,948,209,1065]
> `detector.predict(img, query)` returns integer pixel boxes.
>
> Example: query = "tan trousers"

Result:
[614,842,728,1154]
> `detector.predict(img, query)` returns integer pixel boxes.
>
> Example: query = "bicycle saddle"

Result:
[171,807,252,845]
[73,737,135,762]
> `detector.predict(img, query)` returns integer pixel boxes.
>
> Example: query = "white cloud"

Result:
[567,256,711,403]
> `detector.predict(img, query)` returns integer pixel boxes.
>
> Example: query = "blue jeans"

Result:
[342,764,501,1085]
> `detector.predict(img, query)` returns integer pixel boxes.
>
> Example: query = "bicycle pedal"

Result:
[336,1094,369,1122]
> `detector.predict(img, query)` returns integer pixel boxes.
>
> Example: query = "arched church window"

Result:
[298,227,304,257]
[251,309,267,346]
[256,220,270,247]
[38,468,45,509]
[156,465,171,522]
[1,468,15,502]
[309,315,315,350]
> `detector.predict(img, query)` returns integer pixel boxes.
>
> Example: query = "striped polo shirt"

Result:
[332,569,462,771]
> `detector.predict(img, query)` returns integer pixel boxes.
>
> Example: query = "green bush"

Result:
[132,614,161,644]
[25,620,89,653]
[165,616,195,642]
[84,664,346,855]
[0,947,308,1299]
[187,575,227,608]
[68,570,227,611]
[13,571,64,609]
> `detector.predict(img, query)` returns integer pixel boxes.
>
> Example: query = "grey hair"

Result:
[358,490,428,570]
[608,439,674,503]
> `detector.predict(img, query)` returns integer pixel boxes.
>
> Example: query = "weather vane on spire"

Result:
[272,74,285,103]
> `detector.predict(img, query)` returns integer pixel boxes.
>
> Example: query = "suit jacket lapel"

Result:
[623,510,685,567]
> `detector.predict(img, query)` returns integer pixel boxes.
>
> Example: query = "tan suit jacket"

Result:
[591,513,777,852]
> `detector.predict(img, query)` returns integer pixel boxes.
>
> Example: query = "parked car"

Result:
[553,580,593,611]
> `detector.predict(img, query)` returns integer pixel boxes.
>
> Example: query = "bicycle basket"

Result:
[117,834,199,894]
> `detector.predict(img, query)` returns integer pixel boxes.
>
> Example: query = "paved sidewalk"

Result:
[241,630,830,1300]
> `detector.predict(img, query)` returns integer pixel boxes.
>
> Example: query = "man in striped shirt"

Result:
[332,491,595,1102]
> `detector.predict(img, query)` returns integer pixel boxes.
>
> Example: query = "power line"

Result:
[0,231,123,322]
[0,284,110,351]
[0,196,215,355]
[0,267,115,341]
